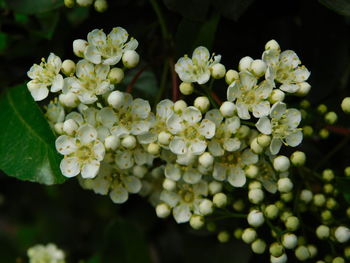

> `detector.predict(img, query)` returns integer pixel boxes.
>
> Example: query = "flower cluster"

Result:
[27,243,65,263]
[28,29,350,262]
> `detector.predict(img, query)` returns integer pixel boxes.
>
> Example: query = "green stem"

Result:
[149,0,170,40]
[154,61,169,107]
[201,84,219,108]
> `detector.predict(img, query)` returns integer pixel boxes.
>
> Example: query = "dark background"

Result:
[1,0,350,262]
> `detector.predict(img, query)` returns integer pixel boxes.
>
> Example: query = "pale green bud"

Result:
[269,242,284,257]
[285,216,299,231]
[242,228,257,244]
[341,97,350,113]
[290,151,306,166]
[325,111,337,124]
[189,215,205,229]
[317,104,328,114]
[108,68,124,84]
[217,231,230,243]
[264,204,279,219]
[179,82,194,95]
[213,193,227,208]
[194,96,210,113]
[251,239,266,254]
[295,246,310,261]
[94,0,108,12]
[322,169,335,182]
[316,225,330,239]
[211,63,226,79]
[225,69,239,85]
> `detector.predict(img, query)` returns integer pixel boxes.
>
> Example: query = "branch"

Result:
[169,58,179,102]
[126,66,148,93]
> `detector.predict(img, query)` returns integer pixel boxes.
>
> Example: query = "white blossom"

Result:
[27,243,65,263]
[27,53,64,101]
[175,46,221,85]
[227,71,273,119]
[256,102,302,154]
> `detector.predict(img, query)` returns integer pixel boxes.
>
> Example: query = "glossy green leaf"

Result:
[319,0,350,16]
[0,84,66,185]
[5,0,64,15]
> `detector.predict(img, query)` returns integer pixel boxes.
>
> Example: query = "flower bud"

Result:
[162,178,176,191]
[341,97,350,113]
[194,96,210,113]
[269,242,284,257]
[248,188,264,204]
[64,0,75,8]
[122,50,139,68]
[303,125,313,136]
[179,82,194,95]
[59,92,79,108]
[237,125,250,138]
[245,164,259,178]
[73,39,88,57]
[285,216,299,231]
[217,231,230,243]
[63,119,78,135]
[282,233,297,249]
[295,82,311,96]
[242,228,257,244]
[322,169,334,182]
[133,165,147,178]
[265,204,279,219]
[54,122,64,134]
[199,199,213,215]
[211,63,226,79]
[265,39,280,51]
[344,166,350,176]
[238,56,253,72]
[344,246,350,258]
[317,104,328,114]
[174,100,187,113]
[251,59,267,77]
[257,134,271,148]
[295,246,310,261]
[94,0,108,12]
[307,244,317,258]
[335,226,350,243]
[61,59,76,76]
[108,68,124,84]
[104,135,120,150]
[233,228,243,239]
[190,215,205,229]
[158,131,171,145]
[148,143,160,155]
[108,90,124,108]
[271,254,287,263]
[251,239,266,254]
[313,194,326,207]
[213,193,227,208]
[269,89,285,104]
[156,203,171,218]
[250,138,264,154]
[77,0,93,6]
[325,111,337,124]
[290,151,306,166]
[333,257,345,263]
[247,210,265,227]
[300,189,313,203]
[232,199,245,212]
[209,181,222,195]
[316,225,330,239]
[273,156,290,172]
[121,135,137,149]
[220,101,236,117]
[225,69,239,85]
[319,128,329,139]
[277,178,293,193]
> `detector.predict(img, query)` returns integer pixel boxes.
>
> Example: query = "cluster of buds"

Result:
[64,0,108,12]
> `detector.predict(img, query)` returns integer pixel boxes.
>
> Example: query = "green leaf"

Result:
[5,0,64,15]
[101,219,151,263]
[336,176,350,204]
[319,0,350,16]
[0,84,66,185]
[211,0,255,21]
[162,0,211,21]
[175,13,220,57]
[33,11,60,39]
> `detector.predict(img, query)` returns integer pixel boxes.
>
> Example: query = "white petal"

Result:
[225,116,240,133]
[196,71,211,85]
[111,125,129,137]
[87,29,107,46]
[84,45,101,64]
[205,109,223,127]
[165,164,182,181]
[169,137,187,155]
[167,114,184,134]
[115,151,134,169]
[192,46,210,66]
[175,57,195,83]
[270,138,282,155]
[76,59,94,79]
[252,101,270,118]
[97,107,116,128]
[60,157,80,177]
[183,106,202,124]
[223,138,241,152]
[110,186,128,204]
[193,180,208,196]
[81,160,100,179]
[77,124,97,144]
[208,140,224,156]
[236,102,251,120]
[55,135,77,155]
[294,67,310,82]
[256,116,272,134]
[137,132,157,144]
[227,167,246,187]
[183,168,202,184]
[50,74,64,92]
[109,27,128,45]
[160,190,180,207]
[262,49,280,67]
[286,130,303,147]
[280,50,300,68]
[93,141,105,161]
[240,71,257,89]
[156,99,174,120]
[286,109,301,128]
[256,80,273,99]
[270,102,286,119]
[173,204,191,223]
[199,119,216,139]
[123,175,142,193]
[242,150,259,165]
[95,64,110,79]
[132,98,151,119]
[27,82,49,101]
[189,139,206,155]
[213,163,227,181]
[47,53,62,72]
[227,82,238,102]
[124,38,138,51]
[280,84,299,93]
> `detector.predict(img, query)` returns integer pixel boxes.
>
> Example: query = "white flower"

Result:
[167,106,216,155]
[227,71,273,120]
[110,92,154,137]
[256,102,302,155]
[56,124,105,178]
[64,59,111,104]
[84,27,138,65]
[212,149,258,187]
[45,100,65,125]
[160,180,208,223]
[27,53,64,101]
[205,109,241,156]
[164,162,203,184]
[175,46,221,85]
[263,49,310,93]
[114,144,154,170]
[27,243,65,263]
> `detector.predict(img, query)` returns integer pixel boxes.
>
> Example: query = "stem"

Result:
[201,85,219,108]
[149,0,170,40]
[169,57,179,102]
[326,125,350,135]
[241,120,256,127]
[154,61,169,107]
[126,66,148,93]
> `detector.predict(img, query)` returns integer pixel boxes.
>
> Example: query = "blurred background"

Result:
[1,0,350,262]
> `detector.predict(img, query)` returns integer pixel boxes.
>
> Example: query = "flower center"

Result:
[183,126,200,140]
[76,145,93,161]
